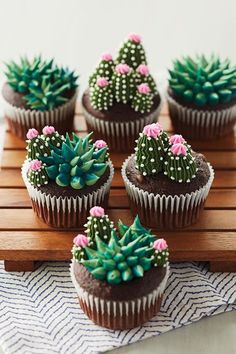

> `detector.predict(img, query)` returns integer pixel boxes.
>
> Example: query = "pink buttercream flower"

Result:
[171,143,187,156]
[26,128,39,140]
[29,159,42,171]
[101,52,113,61]
[136,64,149,76]
[143,123,161,138]
[115,63,130,74]
[42,126,56,135]
[153,238,168,251]
[94,140,107,149]
[96,77,109,88]
[137,83,151,94]
[169,134,185,145]
[73,234,89,247]
[90,206,105,217]
[128,33,142,43]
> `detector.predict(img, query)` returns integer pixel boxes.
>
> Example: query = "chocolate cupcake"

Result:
[122,123,214,230]
[167,55,236,139]
[82,33,162,152]
[21,127,113,228]
[3,56,78,139]
[70,207,169,329]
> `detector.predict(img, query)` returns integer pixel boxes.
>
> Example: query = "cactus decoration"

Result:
[169,55,236,106]
[88,33,158,113]
[5,55,78,111]
[72,210,169,285]
[28,159,49,187]
[41,126,64,148]
[26,128,51,160]
[135,123,197,183]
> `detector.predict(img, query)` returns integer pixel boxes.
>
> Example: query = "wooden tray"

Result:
[0,104,236,272]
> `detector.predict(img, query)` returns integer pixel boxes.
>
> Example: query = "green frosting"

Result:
[5,56,78,111]
[169,55,236,106]
[112,68,135,104]
[90,82,114,111]
[135,71,157,95]
[28,163,49,187]
[131,90,153,113]
[84,213,115,246]
[42,132,64,148]
[26,136,50,161]
[40,133,108,189]
[116,39,147,69]
[151,247,169,267]
[89,58,114,87]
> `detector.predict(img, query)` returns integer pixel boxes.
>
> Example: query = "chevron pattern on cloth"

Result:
[0,261,235,354]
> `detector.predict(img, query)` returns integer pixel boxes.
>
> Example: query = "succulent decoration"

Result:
[88,33,157,113]
[5,55,78,111]
[72,209,169,285]
[135,123,197,183]
[169,55,236,106]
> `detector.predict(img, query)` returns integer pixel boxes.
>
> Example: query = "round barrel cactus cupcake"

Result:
[82,33,162,152]
[70,207,169,329]
[21,126,114,228]
[167,55,236,139]
[2,56,78,139]
[122,123,214,230]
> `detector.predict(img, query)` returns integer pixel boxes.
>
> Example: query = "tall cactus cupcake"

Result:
[167,55,236,139]
[82,33,162,152]
[21,127,114,228]
[122,123,214,230]
[70,207,169,329]
[2,56,78,139]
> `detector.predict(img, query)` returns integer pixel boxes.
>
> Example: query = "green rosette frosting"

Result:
[169,55,236,106]
[89,53,114,87]
[90,78,114,111]
[116,33,147,69]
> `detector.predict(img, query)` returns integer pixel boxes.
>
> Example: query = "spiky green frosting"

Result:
[72,211,169,285]
[5,56,78,111]
[169,55,236,106]
[116,34,147,69]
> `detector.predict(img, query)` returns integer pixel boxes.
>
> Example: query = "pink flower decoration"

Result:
[29,159,42,171]
[26,128,39,140]
[169,134,185,145]
[137,83,151,94]
[153,238,168,251]
[143,123,161,138]
[42,126,55,135]
[101,52,113,61]
[136,64,149,76]
[94,140,107,149]
[171,143,187,156]
[73,234,89,247]
[128,33,142,43]
[96,77,109,88]
[115,63,130,74]
[90,206,105,217]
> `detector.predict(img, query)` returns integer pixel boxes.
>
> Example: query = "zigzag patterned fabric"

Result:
[0,261,235,354]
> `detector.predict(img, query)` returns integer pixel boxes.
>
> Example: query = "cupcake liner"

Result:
[3,91,78,140]
[82,101,162,152]
[70,262,170,330]
[21,160,114,228]
[167,93,236,140]
[121,155,214,230]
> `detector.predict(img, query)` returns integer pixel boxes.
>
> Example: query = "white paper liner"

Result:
[70,261,169,322]
[121,155,214,228]
[21,159,114,228]
[167,93,236,139]
[3,90,78,138]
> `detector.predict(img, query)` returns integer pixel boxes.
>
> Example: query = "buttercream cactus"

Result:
[28,159,49,187]
[116,33,147,69]
[164,143,197,183]
[151,239,169,267]
[89,53,114,87]
[135,64,157,94]
[131,83,153,113]
[112,64,135,103]
[169,55,236,106]
[26,128,50,160]
[72,234,89,261]
[41,126,64,148]
[90,77,114,110]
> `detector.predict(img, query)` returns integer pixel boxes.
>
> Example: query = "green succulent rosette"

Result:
[169,55,236,106]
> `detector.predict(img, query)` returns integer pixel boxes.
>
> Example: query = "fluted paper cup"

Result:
[3,91,78,140]
[122,155,214,230]
[22,160,114,228]
[70,261,169,330]
[167,93,236,140]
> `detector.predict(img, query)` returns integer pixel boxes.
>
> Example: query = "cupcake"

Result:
[70,207,169,329]
[3,56,78,139]
[21,127,113,228]
[82,33,162,152]
[122,123,214,230]
[167,55,236,139]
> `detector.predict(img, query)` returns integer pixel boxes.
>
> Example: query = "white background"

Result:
[0,0,235,92]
